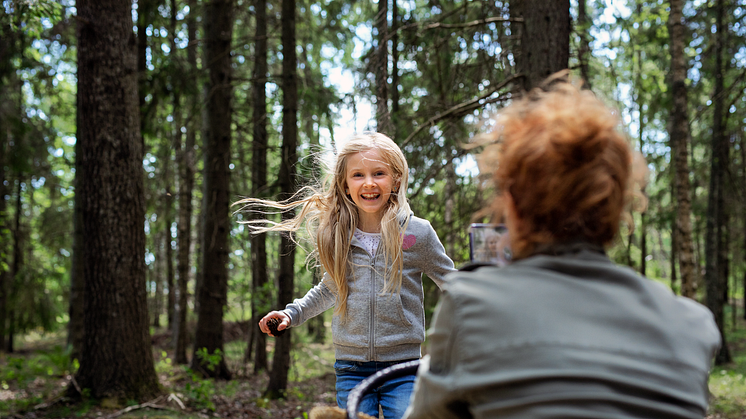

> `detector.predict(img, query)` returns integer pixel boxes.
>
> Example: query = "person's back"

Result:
[404,74,720,419]
[408,242,719,418]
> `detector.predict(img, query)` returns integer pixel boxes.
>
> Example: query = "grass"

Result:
[707,305,746,418]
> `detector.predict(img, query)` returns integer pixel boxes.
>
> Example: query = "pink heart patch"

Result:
[402,234,416,250]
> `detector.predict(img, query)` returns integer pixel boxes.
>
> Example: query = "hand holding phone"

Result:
[469,224,511,266]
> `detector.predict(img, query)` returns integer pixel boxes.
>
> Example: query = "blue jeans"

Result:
[334,359,417,419]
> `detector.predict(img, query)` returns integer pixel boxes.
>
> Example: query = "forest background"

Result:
[1,0,746,418]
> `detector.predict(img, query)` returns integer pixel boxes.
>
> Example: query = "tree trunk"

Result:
[164,0,178,332]
[0,159,6,353]
[174,0,199,366]
[375,0,392,135]
[705,0,731,364]
[391,0,400,138]
[444,162,456,257]
[191,0,234,380]
[577,0,591,89]
[0,24,10,349]
[7,177,22,353]
[266,0,297,397]
[742,127,746,320]
[153,231,164,327]
[73,0,160,400]
[250,0,269,374]
[635,34,647,277]
[137,0,154,144]
[668,0,698,299]
[165,173,175,329]
[68,135,85,362]
[670,211,678,294]
[514,0,570,91]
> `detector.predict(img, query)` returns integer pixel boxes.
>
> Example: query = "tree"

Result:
[513,0,571,91]
[174,0,199,366]
[267,0,297,397]
[73,0,160,400]
[250,0,269,374]
[704,0,731,365]
[375,0,392,135]
[668,0,698,299]
[191,0,234,380]
[577,0,591,88]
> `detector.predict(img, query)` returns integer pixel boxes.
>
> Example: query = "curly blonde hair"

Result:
[473,74,647,259]
[235,132,412,316]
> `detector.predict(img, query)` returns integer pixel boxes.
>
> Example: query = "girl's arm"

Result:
[420,223,457,289]
[280,272,337,327]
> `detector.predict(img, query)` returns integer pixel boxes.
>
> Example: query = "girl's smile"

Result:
[345,148,396,232]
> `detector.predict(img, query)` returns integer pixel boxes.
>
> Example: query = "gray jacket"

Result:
[282,215,456,362]
[405,242,721,419]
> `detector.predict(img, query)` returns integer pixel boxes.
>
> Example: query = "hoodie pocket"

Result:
[331,288,370,349]
[375,292,418,347]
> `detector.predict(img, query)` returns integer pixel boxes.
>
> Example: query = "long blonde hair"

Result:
[235,132,412,316]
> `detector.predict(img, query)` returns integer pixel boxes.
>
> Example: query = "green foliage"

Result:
[194,348,223,373]
[183,367,217,412]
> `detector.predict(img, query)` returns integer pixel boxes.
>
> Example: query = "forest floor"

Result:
[2,311,746,419]
[1,321,338,419]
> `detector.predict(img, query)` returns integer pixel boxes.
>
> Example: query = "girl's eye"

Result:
[352,173,363,178]
[375,171,386,176]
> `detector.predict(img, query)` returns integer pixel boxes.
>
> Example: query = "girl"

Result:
[239,132,455,419]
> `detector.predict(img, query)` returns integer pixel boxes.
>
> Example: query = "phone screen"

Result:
[469,224,511,266]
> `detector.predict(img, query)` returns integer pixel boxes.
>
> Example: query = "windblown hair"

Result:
[473,73,647,259]
[235,132,411,316]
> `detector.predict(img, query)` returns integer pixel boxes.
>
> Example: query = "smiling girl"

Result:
[236,132,455,419]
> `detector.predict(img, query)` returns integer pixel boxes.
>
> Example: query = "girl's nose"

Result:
[363,176,375,187]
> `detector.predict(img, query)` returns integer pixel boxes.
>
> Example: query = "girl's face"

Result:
[344,148,396,230]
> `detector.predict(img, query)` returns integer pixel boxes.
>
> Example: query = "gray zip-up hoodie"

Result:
[282,214,456,362]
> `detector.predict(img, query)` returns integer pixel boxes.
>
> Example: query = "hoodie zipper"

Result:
[369,247,377,361]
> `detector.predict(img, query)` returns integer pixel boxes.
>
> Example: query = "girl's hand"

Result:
[259,311,290,336]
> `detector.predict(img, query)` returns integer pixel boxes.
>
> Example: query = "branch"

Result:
[409,148,471,201]
[415,16,523,31]
[105,396,170,419]
[401,74,522,147]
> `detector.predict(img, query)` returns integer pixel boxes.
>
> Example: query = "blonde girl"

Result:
[238,132,455,419]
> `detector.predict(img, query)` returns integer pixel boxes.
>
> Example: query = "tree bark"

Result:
[635,29,647,276]
[0,7,13,352]
[68,135,85,362]
[668,0,698,299]
[164,0,179,333]
[391,0,400,138]
[705,0,731,364]
[191,0,234,380]
[742,126,746,320]
[375,0,392,135]
[251,0,269,373]
[514,0,571,91]
[174,0,199,366]
[73,0,160,400]
[266,0,297,397]
[7,177,22,353]
[577,0,591,89]
[165,168,175,329]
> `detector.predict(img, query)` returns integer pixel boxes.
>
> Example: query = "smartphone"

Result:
[469,223,511,266]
